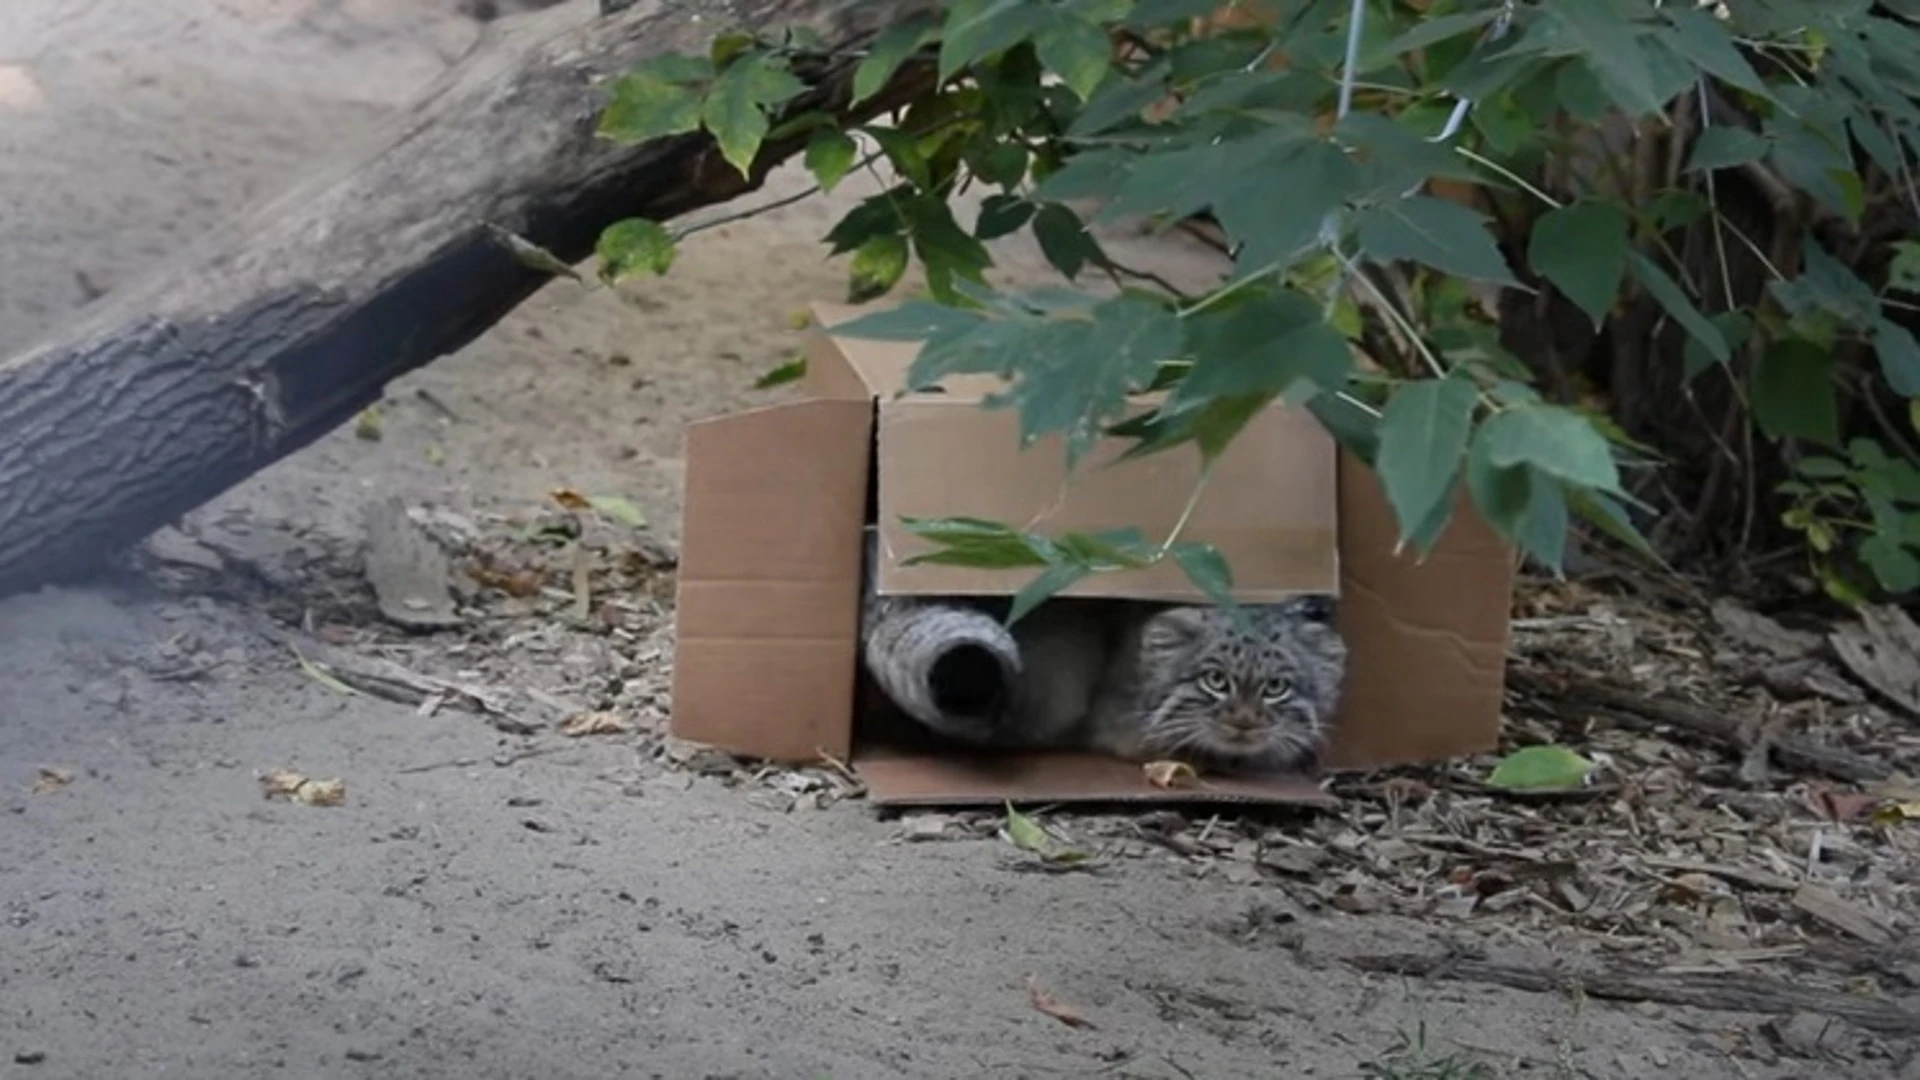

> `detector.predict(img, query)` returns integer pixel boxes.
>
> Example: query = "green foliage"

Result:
[1781,437,1920,601]
[1485,744,1597,792]
[897,515,1235,622]
[587,0,1920,604]
[596,218,676,282]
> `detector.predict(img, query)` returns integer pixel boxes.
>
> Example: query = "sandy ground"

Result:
[0,2,1909,1077]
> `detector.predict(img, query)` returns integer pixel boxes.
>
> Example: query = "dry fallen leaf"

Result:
[354,405,383,441]
[550,487,593,512]
[1143,760,1199,789]
[467,562,545,598]
[30,767,73,795]
[1809,786,1881,823]
[259,768,347,807]
[1026,975,1094,1029]
[560,710,630,737]
[1872,800,1920,827]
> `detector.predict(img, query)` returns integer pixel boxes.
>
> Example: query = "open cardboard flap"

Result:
[670,300,1515,808]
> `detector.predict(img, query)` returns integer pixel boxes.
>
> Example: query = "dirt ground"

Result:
[1,2,1914,1077]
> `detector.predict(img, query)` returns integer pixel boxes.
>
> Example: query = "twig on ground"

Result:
[1345,951,1920,1035]
[1509,669,1890,783]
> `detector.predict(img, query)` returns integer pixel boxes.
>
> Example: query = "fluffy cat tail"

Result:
[860,595,1020,744]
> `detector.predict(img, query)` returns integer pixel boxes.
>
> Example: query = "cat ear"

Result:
[1279,593,1337,624]
[1141,606,1209,654]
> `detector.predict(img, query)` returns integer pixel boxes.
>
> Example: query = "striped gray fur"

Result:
[858,528,1347,774]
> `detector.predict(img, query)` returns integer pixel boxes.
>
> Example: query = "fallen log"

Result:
[0,0,926,598]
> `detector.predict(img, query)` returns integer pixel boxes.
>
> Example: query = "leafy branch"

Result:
[580,0,1920,609]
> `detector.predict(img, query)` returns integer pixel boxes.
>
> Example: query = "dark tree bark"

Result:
[0,0,926,598]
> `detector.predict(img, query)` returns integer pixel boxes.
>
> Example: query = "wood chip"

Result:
[1791,884,1896,946]
[1642,856,1798,893]
[29,767,73,795]
[1712,600,1821,660]
[1025,975,1094,1029]
[559,710,629,737]
[1828,604,1920,718]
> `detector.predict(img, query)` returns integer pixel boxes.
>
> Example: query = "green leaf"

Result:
[596,218,676,281]
[1528,200,1628,329]
[627,54,715,85]
[587,494,648,529]
[1215,139,1357,274]
[824,186,912,255]
[1033,14,1112,101]
[1687,127,1771,172]
[1031,202,1103,280]
[1889,241,1920,295]
[1465,428,1533,535]
[710,31,758,70]
[1874,318,1920,397]
[1567,487,1662,565]
[598,74,703,144]
[489,226,582,282]
[1356,196,1518,286]
[1000,802,1086,861]
[1174,289,1354,405]
[1751,338,1840,447]
[1773,240,1881,330]
[1794,455,1851,479]
[1371,8,1505,62]
[1053,528,1154,570]
[1512,472,1569,575]
[1007,560,1095,624]
[905,197,993,302]
[975,195,1035,240]
[831,299,982,342]
[1662,7,1770,96]
[1477,405,1624,494]
[1627,252,1728,365]
[972,142,1031,189]
[1684,312,1752,381]
[1169,542,1237,610]
[853,14,938,107]
[753,356,807,390]
[998,293,1185,468]
[1307,389,1382,465]
[1539,4,1666,117]
[804,128,858,192]
[899,516,1053,569]
[940,0,1048,84]
[847,233,909,304]
[1862,535,1920,593]
[1375,374,1480,547]
[1485,745,1596,792]
[1109,394,1273,465]
[701,56,807,178]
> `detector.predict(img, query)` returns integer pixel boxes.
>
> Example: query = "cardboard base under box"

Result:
[853,747,1336,808]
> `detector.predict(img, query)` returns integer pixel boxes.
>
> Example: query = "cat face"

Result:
[1132,599,1346,773]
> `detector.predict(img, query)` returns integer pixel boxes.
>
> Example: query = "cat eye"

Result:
[1198,669,1231,697]
[1262,678,1295,704]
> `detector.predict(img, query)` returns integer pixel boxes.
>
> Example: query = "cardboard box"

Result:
[670,301,1515,806]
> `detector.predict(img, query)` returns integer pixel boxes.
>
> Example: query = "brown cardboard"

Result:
[671,300,1515,807]
[805,303,1342,601]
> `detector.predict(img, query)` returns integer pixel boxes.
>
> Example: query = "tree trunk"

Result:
[0,0,926,598]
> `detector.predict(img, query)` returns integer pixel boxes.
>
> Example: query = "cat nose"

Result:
[1225,711,1262,732]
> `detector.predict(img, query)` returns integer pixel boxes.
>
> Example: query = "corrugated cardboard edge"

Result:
[854,749,1337,808]
[669,397,874,763]
[1322,451,1515,768]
